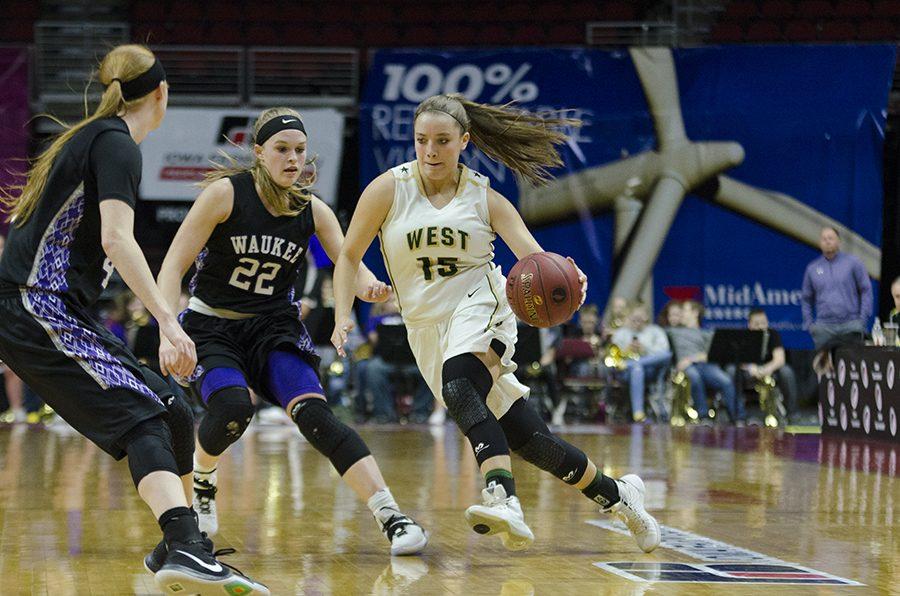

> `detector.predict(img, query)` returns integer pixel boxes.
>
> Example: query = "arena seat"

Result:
[783,19,819,41]
[796,0,834,19]
[744,20,783,41]
[818,20,857,40]
[760,0,795,19]
[710,22,745,42]
[856,19,896,40]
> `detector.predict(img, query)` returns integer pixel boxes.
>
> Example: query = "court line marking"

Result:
[586,519,864,586]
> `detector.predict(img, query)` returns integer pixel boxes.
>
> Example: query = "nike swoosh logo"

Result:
[281,118,298,124]
[467,288,479,298]
[175,550,223,573]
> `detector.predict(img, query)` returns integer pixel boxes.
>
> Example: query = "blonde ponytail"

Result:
[1,45,158,225]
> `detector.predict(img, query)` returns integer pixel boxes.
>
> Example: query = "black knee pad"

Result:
[291,399,370,475]
[164,390,195,476]
[120,416,179,488]
[501,399,587,484]
[442,354,494,434]
[197,386,254,457]
[141,366,195,475]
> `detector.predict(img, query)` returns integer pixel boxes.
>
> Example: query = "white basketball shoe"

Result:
[602,474,661,553]
[464,484,534,551]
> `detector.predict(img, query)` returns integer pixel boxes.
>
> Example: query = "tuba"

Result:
[603,343,640,370]
[669,370,697,426]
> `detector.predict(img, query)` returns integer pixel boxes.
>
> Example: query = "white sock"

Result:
[367,488,400,524]
[194,459,217,481]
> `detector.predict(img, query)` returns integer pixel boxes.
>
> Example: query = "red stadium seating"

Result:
[169,0,204,22]
[832,0,871,18]
[872,0,900,17]
[783,19,819,40]
[723,0,759,20]
[745,20,783,41]
[132,0,166,23]
[516,23,547,45]
[856,19,896,39]
[760,0,796,19]
[796,0,834,18]
[600,2,637,21]
[478,24,514,46]
[709,22,745,42]
[818,20,857,40]
[546,23,584,45]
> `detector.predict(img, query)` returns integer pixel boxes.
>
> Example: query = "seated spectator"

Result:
[668,300,743,424]
[360,295,433,423]
[611,303,671,422]
[602,295,629,342]
[730,308,799,424]
[563,304,607,377]
[658,299,683,328]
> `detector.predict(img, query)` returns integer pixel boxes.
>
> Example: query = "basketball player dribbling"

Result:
[156,107,427,558]
[332,94,660,552]
[0,45,268,594]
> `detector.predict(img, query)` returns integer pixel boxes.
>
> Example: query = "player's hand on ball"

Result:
[332,316,355,357]
[566,256,588,307]
[365,280,392,303]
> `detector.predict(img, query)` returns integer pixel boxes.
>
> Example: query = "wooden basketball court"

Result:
[0,421,895,594]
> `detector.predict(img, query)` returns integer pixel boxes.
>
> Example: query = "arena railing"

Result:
[247,47,359,107]
[586,21,680,47]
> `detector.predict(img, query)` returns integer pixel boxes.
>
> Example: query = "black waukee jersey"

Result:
[189,172,315,314]
[0,118,140,308]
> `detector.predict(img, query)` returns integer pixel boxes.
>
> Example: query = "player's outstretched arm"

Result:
[310,196,390,303]
[331,172,395,356]
[156,178,233,375]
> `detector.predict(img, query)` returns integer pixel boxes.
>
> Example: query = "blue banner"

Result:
[359,46,895,348]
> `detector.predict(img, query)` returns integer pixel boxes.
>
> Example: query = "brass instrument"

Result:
[669,370,697,426]
[754,374,784,427]
[603,343,640,370]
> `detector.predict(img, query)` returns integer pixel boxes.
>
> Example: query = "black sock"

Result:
[159,506,203,547]
[485,468,516,497]
[581,471,620,508]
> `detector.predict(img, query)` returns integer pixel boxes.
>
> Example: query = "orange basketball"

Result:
[505,252,582,328]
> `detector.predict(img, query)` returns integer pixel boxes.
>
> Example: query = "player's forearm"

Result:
[105,236,176,326]
[353,261,378,300]
[156,262,185,322]
[334,252,360,320]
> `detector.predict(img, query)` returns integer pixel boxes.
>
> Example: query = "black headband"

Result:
[112,58,166,101]
[255,115,307,146]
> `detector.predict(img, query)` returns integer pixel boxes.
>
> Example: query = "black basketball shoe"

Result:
[154,540,270,595]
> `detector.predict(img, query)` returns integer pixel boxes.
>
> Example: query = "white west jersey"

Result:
[379,161,501,328]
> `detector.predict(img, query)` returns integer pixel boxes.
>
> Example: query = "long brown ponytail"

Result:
[414,94,580,185]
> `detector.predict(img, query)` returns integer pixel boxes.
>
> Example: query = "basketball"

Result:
[506,252,582,328]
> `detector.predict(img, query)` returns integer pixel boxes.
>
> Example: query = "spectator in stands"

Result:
[889,276,900,326]
[565,303,607,378]
[732,308,799,424]
[801,226,872,349]
[611,303,671,423]
[361,295,433,424]
[658,299,683,328]
[602,295,629,340]
[668,300,742,424]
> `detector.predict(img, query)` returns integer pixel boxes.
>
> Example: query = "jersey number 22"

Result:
[228,257,281,295]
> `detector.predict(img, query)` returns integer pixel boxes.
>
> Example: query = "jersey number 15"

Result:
[229,257,281,295]
[416,256,458,281]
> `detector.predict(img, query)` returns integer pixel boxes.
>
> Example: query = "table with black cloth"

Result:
[819,345,899,443]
